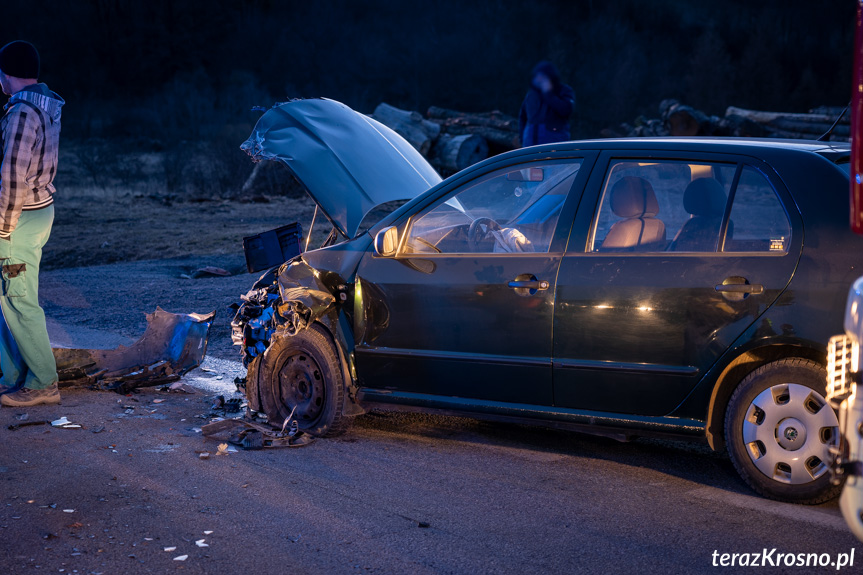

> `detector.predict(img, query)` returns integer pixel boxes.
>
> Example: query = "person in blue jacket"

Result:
[518,61,575,147]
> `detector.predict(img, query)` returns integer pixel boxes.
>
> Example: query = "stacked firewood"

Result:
[603,99,849,142]
[371,103,521,175]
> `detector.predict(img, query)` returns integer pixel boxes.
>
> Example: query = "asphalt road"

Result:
[1,368,859,575]
[0,264,859,574]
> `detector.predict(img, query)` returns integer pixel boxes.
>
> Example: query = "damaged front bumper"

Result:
[53,308,215,393]
[231,259,348,367]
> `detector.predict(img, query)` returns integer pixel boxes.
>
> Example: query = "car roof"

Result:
[371,137,851,240]
[521,137,850,160]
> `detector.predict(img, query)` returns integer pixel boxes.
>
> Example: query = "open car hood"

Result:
[241,98,441,238]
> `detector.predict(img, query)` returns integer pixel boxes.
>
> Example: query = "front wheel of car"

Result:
[255,324,351,437]
[724,358,841,504]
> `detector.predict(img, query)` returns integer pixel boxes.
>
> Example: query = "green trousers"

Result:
[0,205,57,390]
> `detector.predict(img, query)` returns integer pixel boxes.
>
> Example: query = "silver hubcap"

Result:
[742,383,839,485]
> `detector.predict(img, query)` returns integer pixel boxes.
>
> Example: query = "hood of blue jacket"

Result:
[241,98,441,239]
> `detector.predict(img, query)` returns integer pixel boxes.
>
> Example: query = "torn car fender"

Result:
[275,257,347,334]
[275,258,363,415]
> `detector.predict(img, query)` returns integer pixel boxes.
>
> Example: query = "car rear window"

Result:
[723,166,791,253]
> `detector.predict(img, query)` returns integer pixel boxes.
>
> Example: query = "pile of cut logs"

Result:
[603,99,849,142]
[371,103,521,175]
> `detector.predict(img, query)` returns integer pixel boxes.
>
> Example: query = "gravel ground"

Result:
[41,254,261,362]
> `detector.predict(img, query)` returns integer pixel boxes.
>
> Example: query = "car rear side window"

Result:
[590,160,736,253]
[723,166,791,253]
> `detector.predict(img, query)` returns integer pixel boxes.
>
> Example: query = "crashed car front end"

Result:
[231,245,366,420]
[231,98,440,425]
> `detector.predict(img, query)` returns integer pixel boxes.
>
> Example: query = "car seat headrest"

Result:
[610,177,659,219]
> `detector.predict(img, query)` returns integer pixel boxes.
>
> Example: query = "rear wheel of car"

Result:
[254,324,350,437]
[724,358,841,504]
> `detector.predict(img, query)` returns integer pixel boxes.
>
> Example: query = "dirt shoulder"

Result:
[44,194,318,271]
[41,256,261,362]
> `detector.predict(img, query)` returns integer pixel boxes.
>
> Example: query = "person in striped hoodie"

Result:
[0,41,64,407]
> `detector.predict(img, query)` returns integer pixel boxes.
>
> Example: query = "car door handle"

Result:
[714,283,764,294]
[508,280,550,290]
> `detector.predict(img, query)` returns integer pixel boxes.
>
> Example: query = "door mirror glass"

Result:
[374,226,399,257]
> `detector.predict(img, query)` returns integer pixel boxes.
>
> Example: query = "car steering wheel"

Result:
[468,217,502,251]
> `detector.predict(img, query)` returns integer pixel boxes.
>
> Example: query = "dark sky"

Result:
[1,0,855,140]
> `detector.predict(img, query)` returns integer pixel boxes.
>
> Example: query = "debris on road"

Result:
[164,381,197,394]
[173,554,188,561]
[51,417,81,429]
[7,419,50,431]
[193,266,232,279]
[202,417,314,449]
[195,539,209,547]
[53,308,216,393]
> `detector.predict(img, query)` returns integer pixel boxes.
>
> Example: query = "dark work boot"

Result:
[1,383,61,407]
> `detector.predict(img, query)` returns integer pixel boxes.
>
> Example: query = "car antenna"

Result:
[817,102,850,141]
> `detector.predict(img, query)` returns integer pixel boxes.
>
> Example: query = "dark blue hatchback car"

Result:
[234,99,857,504]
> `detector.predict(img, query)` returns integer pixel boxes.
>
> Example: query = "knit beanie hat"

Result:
[0,41,40,79]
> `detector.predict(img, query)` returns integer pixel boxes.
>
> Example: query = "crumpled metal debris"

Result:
[53,308,216,393]
[201,417,314,449]
[277,259,339,336]
[231,276,280,366]
[231,257,347,366]
[208,395,244,418]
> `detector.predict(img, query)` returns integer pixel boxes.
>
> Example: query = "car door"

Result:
[354,156,595,405]
[552,152,802,415]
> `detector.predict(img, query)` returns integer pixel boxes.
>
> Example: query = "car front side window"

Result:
[404,161,582,254]
[590,160,736,253]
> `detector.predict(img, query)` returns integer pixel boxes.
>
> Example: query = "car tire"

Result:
[254,323,351,437]
[244,355,263,413]
[724,358,841,504]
